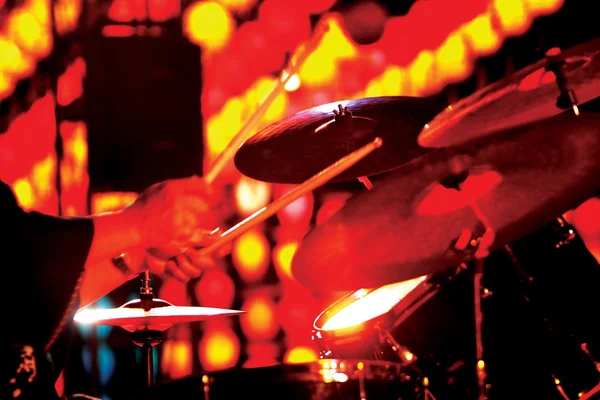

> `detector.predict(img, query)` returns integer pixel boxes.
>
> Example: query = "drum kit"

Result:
[75,37,600,400]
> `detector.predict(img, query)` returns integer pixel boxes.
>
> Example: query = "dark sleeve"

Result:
[1,180,94,349]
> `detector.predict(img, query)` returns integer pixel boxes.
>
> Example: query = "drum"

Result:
[312,266,476,399]
[311,218,600,400]
[140,360,424,400]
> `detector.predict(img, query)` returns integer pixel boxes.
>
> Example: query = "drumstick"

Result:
[203,22,330,185]
[195,137,383,255]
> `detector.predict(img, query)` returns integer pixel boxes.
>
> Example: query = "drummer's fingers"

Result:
[176,254,204,279]
[165,259,191,283]
[145,252,167,276]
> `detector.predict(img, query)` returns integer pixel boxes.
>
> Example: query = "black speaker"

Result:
[83,30,203,194]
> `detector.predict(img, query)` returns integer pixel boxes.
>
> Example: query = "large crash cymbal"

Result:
[292,112,600,291]
[74,298,244,332]
[418,38,600,148]
[234,96,445,184]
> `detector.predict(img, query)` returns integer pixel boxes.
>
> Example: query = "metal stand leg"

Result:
[474,258,487,400]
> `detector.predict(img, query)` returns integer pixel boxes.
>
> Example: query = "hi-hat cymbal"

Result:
[418,38,600,148]
[234,96,445,184]
[74,298,244,332]
[292,112,600,291]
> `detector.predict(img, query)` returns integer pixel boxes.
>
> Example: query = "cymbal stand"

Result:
[127,272,164,389]
[445,173,495,400]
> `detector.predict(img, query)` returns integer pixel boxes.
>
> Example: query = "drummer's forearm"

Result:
[78,257,138,309]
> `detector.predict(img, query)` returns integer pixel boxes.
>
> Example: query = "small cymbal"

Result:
[418,38,600,148]
[74,298,244,332]
[292,112,600,291]
[234,96,445,184]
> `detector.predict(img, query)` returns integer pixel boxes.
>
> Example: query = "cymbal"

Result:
[234,96,445,184]
[74,298,244,332]
[418,38,600,148]
[292,112,600,291]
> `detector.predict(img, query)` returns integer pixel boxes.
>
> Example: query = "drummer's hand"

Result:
[124,175,221,257]
[147,231,232,282]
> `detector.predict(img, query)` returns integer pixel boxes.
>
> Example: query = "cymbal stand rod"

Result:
[474,257,486,400]
[143,341,154,388]
[460,197,493,400]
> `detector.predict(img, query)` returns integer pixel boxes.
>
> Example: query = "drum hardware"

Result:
[440,170,498,400]
[74,271,245,389]
[544,47,580,115]
[501,230,600,400]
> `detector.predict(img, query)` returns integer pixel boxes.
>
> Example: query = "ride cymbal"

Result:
[292,112,600,291]
[234,96,445,184]
[418,38,600,148]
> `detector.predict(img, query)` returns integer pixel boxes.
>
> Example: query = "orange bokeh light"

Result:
[161,339,193,379]
[272,241,299,281]
[240,294,279,341]
[198,327,241,371]
[232,229,270,283]
[284,345,318,364]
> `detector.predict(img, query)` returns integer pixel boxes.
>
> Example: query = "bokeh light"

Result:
[199,326,241,371]
[232,229,270,283]
[195,268,236,309]
[183,1,234,51]
[240,293,279,341]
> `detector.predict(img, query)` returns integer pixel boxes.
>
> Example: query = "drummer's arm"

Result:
[78,256,139,309]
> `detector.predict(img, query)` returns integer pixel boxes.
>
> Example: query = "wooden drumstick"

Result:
[203,22,330,185]
[195,137,383,255]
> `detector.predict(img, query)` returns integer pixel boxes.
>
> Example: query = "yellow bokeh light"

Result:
[407,50,438,96]
[8,9,52,57]
[232,229,270,282]
[183,1,233,51]
[240,294,279,340]
[524,0,564,15]
[91,192,138,213]
[0,73,14,100]
[435,33,471,84]
[234,175,272,216]
[199,327,240,371]
[13,178,36,209]
[461,12,501,56]
[0,36,35,77]
[298,14,357,87]
[380,66,407,96]
[284,346,318,364]
[27,0,51,26]
[31,154,55,196]
[494,0,531,36]
[273,241,299,281]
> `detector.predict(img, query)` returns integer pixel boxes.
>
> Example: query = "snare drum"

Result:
[312,267,476,399]
[141,360,423,400]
